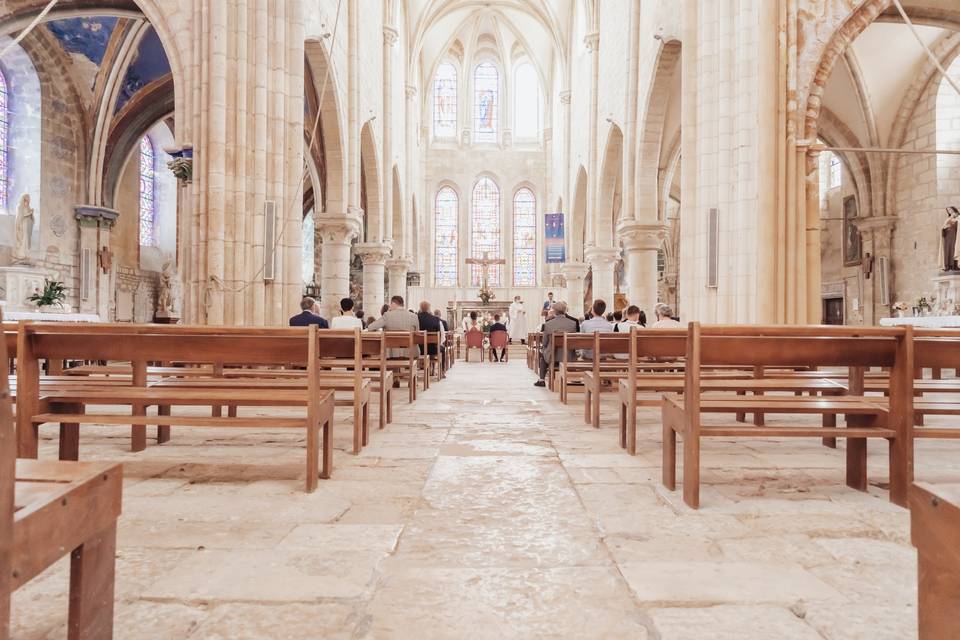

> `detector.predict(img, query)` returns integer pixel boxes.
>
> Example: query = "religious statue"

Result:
[941,206,960,272]
[98,246,113,274]
[12,193,35,264]
[156,260,179,316]
[508,295,528,345]
[465,251,505,305]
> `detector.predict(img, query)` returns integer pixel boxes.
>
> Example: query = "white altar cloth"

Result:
[879,315,960,328]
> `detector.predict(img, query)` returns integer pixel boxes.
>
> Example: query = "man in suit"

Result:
[368,295,420,358]
[417,301,446,368]
[289,297,329,328]
[535,300,580,387]
[488,313,509,362]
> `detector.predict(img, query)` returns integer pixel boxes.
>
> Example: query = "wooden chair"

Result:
[488,330,509,362]
[662,323,913,509]
[910,482,960,639]
[1,314,123,639]
[464,329,484,362]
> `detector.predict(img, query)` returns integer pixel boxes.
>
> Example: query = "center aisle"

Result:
[358,356,651,638]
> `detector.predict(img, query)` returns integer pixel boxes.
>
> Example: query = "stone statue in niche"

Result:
[941,206,960,272]
[12,194,35,264]
[156,260,180,317]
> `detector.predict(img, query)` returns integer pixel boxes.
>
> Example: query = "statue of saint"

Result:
[941,206,960,272]
[12,194,35,264]
[156,261,178,316]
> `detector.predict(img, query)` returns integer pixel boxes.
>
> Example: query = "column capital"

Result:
[560,261,590,280]
[584,246,621,267]
[355,242,393,266]
[386,257,414,272]
[559,90,571,105]
[383,25,399,46]
[583,31,600,52]
[74,205,119,229]
[618,221,667,251]
[405,83,418,99]
[316,213,361,244]
[853,216,897,234]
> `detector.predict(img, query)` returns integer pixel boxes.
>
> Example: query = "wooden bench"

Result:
[661,324,912,509]
[1,315,123,640]
[526,332,542,370]
[16,323,338,492]
[910,482,960,639]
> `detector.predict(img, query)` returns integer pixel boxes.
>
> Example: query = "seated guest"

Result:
[366,316,376,327]
[417,301,446,366]
[368,295,420,358]
[355,309,367,327]
[489,313,509,362]
[605,312,615,323]
[331,297,364,329]
[580,299,614,359]
[613,310,623,323]
[380,303,390,317]
[289,297,329,328]
[614,305,643,332]
[652,303,682,328]
[434,309,449,332]
[463,310,482,333]
[639,310,647,327]
[535,301,580,387]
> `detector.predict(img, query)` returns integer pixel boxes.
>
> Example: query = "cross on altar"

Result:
[465,251,506,289]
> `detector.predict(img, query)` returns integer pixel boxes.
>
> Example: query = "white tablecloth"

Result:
[1,310,100,322]
[879,315,960,328]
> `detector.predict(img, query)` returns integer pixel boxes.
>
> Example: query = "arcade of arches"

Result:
[3,0,960,638]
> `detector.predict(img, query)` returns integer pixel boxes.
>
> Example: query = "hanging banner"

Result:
[545,213,565,263]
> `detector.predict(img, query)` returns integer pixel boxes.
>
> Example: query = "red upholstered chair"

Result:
[489,330,509,362]
[465,329,485,362]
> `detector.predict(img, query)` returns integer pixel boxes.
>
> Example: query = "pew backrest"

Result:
[0,314,12,639]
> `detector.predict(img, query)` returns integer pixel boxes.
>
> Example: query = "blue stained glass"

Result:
[0,70,8,214]
[473,63,498,143]
[433,63,457,137]
[513,188,536,286]
[139,136,156,246]
[471,178,501,286]
[435,187,458,286]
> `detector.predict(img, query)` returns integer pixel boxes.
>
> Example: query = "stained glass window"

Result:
[433,62,457,138]
[513,188,536,286]
[829,153,841,189]
[514,63,541,139]
[302,210,315,285]
[471,177,501,286]
[138,135,156,246]
[473,62,498,143]
[0,69,9,215]
[435,187,459,287]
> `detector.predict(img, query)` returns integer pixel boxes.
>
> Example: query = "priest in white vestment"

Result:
[508,296,528,344]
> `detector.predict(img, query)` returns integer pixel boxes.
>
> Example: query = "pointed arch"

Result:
[359,121,382,242]
[513,186,537,286]
[473,62,499,143]
[433,60,458,137]
[598,125,624,243]
[471,176,502,285]
[637,40,681,221]
[435,185,459,286]
[0,67,8,214]
[138,134,156,246]
[571,166,588,262]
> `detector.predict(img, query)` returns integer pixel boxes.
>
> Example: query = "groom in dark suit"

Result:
[289,297,329,328]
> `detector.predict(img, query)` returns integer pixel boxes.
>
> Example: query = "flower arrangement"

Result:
[478,285,495,305]
[28,279,66,309]
[892,302,909,312]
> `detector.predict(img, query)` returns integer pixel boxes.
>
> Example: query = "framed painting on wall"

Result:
[843,195,862,266]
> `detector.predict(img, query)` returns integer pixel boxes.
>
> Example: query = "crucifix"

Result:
[465,251,506,290]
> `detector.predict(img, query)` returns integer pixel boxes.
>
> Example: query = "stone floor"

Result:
[14,353,959,639]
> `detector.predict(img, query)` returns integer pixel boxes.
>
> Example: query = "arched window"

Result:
[829,153,841,189]
[471,177,501,285]
[433,62,457,138]
[435,187,459,286]
[513,188,537,286]
[513,62,541,139]
[473,62,499,143]
[0,69,9,214]
[138,135,156,246]
[302,210,315,285]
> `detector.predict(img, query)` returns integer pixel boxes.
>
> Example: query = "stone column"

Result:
[386,257,413,304]
[560,262,590,319]
[620,222,667,312]
[855,216,897,325]
[584,30,601,247]
[316,215,361,320]
[584,246,620,309]
[74,206,119,320]
[356,242,392,317]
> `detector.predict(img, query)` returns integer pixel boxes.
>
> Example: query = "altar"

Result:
[879,315,960,328]
[446,300,512,331]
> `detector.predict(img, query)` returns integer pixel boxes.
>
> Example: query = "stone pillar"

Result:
[386,257,413,304]
[584,30,601,247]
[316,215,361,320]
[585,246,620,309]
[620,222,667,312]
[356,242,392,317]
[74,206,119,320]
[560,262,590,319]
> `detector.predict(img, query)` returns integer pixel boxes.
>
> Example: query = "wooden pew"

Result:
[556,334,598,400]
[1,316,123,639]
[661,324,913,509]
[382,331,421,402]
[16,323,337,492]
[910,482,960,639]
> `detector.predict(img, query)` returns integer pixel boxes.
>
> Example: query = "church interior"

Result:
[2,0,960,638]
